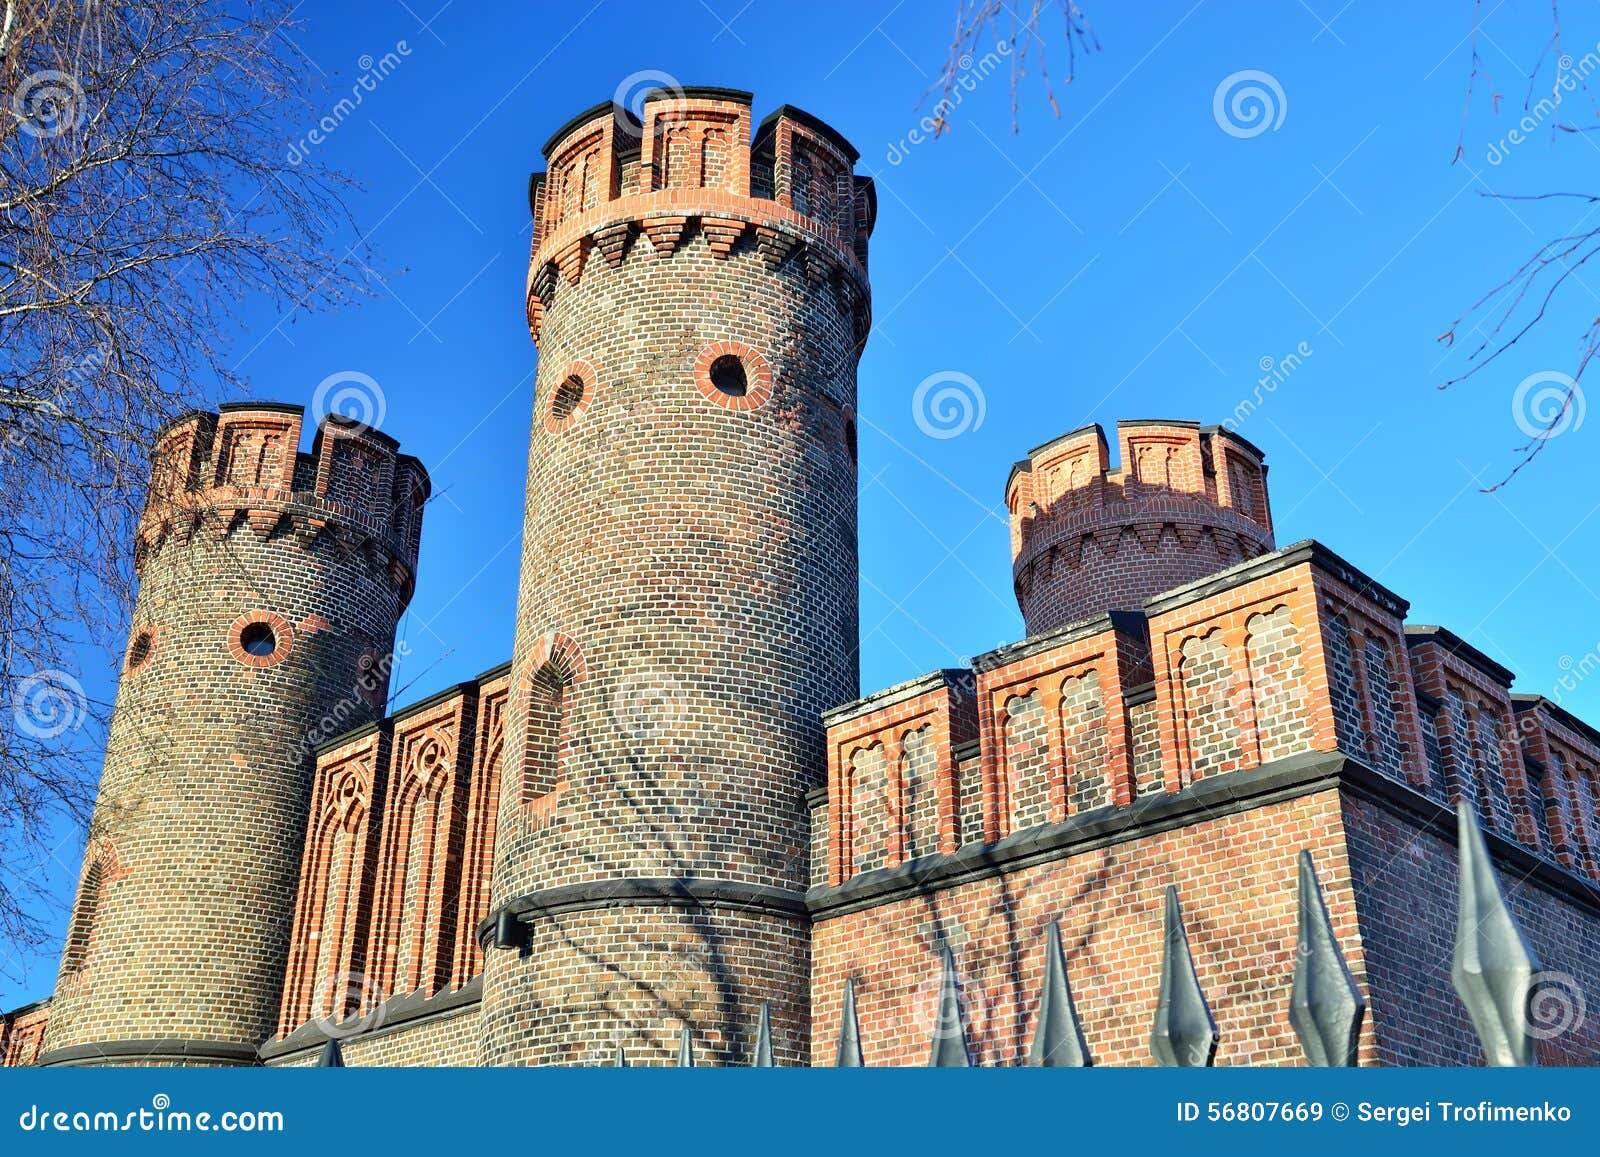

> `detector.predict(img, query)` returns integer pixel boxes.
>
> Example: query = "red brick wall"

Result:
[811,790,1372,1066]
[1341,792,1600,1065]
[277,670,507,1042]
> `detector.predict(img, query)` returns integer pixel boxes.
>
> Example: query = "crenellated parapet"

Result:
[524,88,874,352]
[816,540,1600,896]
[137,404,430,609]
[1007,420,1274,636]
[275,662,509,1043]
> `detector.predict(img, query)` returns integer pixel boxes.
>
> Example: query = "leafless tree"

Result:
[0,0,365,960]
[1440,0,1600,488]
[926,1,1097,135]
[933,3,1598,488]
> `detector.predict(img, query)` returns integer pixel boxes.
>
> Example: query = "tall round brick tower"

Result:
[39,403,428,1066]
[480,88,872,1066]
[1006,420,1274,635]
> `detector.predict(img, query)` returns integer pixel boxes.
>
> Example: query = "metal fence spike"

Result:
[316,1038,344,1067]
[1289,850,1366,1066]
[1452,800,1541,1067]
[676,1025,695,1068]
[836,978,864,1068]
[927,944,974,1067]
[612,1043,627,1067]
[1150,885,1219,1067]
[753,1000,774,1067]
[1027,919,1091,1066]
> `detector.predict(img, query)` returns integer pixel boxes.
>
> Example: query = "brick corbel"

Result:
[699,215,746,258]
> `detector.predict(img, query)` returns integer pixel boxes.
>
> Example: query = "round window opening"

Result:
[127,631,153,670]
[239,622,278,658]
[708,355,748,398]
[551,374,586,421]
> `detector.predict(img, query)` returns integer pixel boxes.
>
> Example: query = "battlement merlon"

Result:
[523,88,874,348]
[137,404,431,606]
[1006,419,1276,633]
[815,538,1600,898]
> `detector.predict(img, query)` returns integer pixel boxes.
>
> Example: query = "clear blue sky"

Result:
[6,0,1600,1005]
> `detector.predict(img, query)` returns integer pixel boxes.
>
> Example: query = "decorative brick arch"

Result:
[517,632,587,810]
[693,340,773,411]
[61,839,121,979]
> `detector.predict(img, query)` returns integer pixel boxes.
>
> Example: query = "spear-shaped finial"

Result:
[1452,800,1541,1066]
[836,978,864,1067]
[1150,885,1219,1067]
[1289,850,1366,1066]
[1027,919,1090,1066]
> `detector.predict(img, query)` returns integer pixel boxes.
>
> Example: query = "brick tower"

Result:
[1007,420,1274,635]
[39,404,428,1066]
[480,89,873,1066]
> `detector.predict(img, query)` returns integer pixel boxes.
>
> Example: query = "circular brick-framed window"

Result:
[693,341,772,411]
[227,611,294,669]
[543,360,596,434]
[124,628,156,674]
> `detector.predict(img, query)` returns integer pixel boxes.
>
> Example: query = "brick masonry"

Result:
[35,405,426,1065]
[7,88,1600,1070]
[480,89,872,1067]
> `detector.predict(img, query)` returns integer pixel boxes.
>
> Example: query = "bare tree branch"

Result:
[0,0,368,960]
